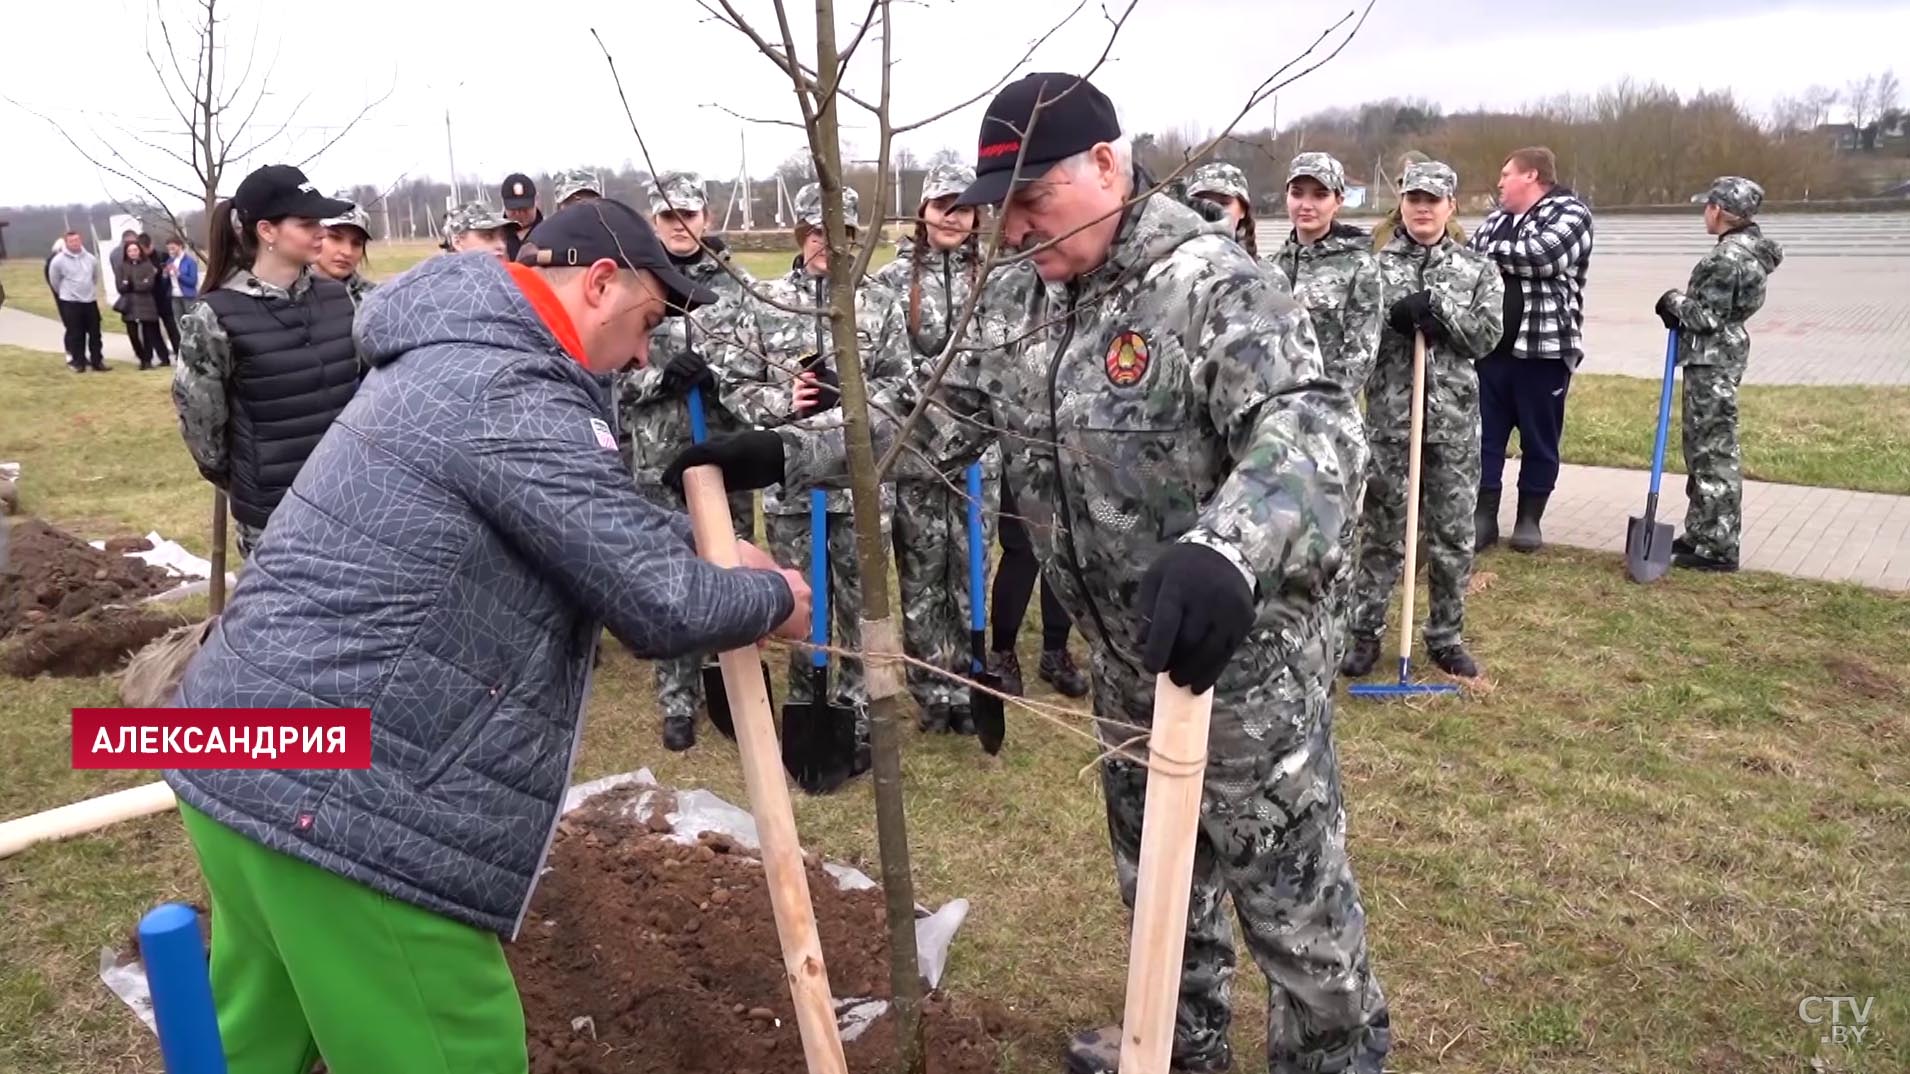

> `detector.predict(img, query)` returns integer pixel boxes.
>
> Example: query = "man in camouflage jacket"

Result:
[703,181,906,753]
[1343,161,1505,682]
[617,172,761,749]
[671,73,1390,1074]
[1654,176,1784,572]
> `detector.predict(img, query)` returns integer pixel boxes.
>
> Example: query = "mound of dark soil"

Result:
[2,519,176,637]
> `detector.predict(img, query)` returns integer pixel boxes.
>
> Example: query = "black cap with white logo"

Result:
[955,73,1121,208]
[501,173,537,210]
[517,198,718,314]
[232,164,353,223]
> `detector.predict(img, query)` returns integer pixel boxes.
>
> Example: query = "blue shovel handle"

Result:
[965,463,986,666]
[687,384,709,445]
[1648,328,1678,497]
[138,903,227,1074]
[809,488,829,669]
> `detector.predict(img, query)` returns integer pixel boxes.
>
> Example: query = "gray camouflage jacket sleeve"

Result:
[172,300,233,480]
[1341,254,1385,390]
[1427,255,1505,361]
[1178,277,1364,599]
[708,292,804,430]
[1665,248,1762,335]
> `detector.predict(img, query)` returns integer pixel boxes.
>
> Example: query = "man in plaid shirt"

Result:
[1468,146,1594,553]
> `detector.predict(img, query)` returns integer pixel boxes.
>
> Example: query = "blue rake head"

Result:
[1347,658,1461,698]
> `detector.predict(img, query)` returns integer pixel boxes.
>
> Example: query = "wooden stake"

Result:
[209,489,228,614]
[1399,332,1428,670]
[1117,676,1215,1074]
[682,466,849,1074]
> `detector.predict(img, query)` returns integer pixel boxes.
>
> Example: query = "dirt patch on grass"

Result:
[1825,656,1902,701]
[2,519,176,636]
[2,519,185,677]
[506,794,1008,1074]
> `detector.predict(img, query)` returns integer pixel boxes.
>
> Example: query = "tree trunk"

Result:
[809,3,925,1070]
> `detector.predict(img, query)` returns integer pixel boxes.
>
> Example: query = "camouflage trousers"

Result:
[638,483,757,725]
[892,474,998,712]
[1092,644,1391,1073]
[235,521,265,560]
[1681,364,1743,562]
[765,509,870,735]
[1324,465,1369,669]
[1349,436,1479,650]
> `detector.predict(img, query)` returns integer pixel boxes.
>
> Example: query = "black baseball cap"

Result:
[232,165,353,223]
[501,173,537,210]
[516,198,718,314]
[955,73,1121,208]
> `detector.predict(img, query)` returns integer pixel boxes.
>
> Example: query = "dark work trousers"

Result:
[1478,353,1573,494]
[58,300,105,365]
[154,287,183,352]
[992,478,1073,653]
[125,319,171,365]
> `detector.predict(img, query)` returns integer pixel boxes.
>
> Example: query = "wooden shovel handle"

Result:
[1118,675,1215,1074]
[681,467,848,1074]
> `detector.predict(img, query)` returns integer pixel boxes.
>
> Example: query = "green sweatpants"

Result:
[178,804,528,1074]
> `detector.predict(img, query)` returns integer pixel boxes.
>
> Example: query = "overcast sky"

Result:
[3,0,1907,210]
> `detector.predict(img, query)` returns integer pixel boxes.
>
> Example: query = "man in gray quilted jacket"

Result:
[164,198,808,1074]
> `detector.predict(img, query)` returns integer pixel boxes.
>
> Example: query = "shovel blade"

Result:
[781,669,860,795]
[1624,515,1675,584]
[701,659,772,742]
[971,672,1007,755]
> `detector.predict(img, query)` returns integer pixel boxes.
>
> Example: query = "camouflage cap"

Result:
[1705,175,1764,219]
[1399,160,1457,200]
[441,202,514,244]
[320,191,372,236]
[794,181,860,230]
[1186,162,1250,205]
[648,171,708,216]
[1285,152,1346,194]
[553,169,605,206]
[919,162,976,207]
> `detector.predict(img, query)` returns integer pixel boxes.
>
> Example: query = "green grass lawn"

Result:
[1561,374,1910,496]
[3,339,1908,1072]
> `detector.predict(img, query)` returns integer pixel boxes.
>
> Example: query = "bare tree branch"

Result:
[293,78,398,168]
[890,0,1089,133]
[701,102,812,129]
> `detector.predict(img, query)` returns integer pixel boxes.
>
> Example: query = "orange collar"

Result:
[505,262,588,366]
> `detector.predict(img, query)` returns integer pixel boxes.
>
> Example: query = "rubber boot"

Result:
[917,702,952,733]
[662,714,695,752]
[1065,1026,1232,1074]
[1474,486,1501,552]
[1509,492,1549,553]
[1340,635,1381,678]
[1039,647,1089,698]
[1429,643,1479,678]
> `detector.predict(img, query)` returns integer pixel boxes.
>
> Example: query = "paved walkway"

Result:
[1495,459,1910,592]
[0,306,135,363]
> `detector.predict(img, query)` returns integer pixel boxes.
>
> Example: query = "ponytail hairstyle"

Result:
[204,197,263,287]
[1235,199,1258,258]
[906,201,981,358]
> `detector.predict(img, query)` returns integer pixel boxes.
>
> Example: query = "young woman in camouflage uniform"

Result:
[1655,176,1784,573]
[1342,160,1504,681]
[1185,161,1258,256]
[619,172,761,750]
[869,163,1011,732]
[315,195,377,307]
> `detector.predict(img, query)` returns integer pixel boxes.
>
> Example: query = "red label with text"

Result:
[72,709,373,769]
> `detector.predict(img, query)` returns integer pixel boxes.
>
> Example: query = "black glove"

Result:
[663,430,787,494]
[1387,290,1438,341]
[795,363,841,419]
[1136,543,1256,695]
[660,349,715,397]
[1654,291,1681,332]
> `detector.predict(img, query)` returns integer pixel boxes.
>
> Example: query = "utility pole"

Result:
[445,110,460,206]
[740,130,755,230]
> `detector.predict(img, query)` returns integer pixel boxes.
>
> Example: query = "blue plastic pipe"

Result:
[687,383,709,445]
[1647,328,1679,500]
[965,463,986,656]
[810,488,829,669]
